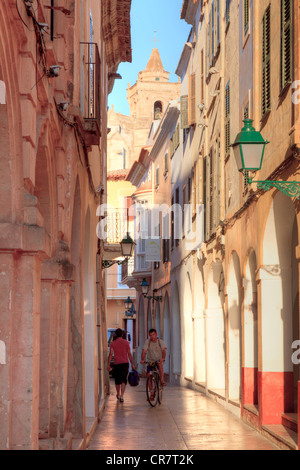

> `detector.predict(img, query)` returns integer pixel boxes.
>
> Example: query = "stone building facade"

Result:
[168,0,300,450]
[106,49,181,364]
[0,0,132,450]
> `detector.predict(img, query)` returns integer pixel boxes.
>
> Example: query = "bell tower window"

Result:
[154,101,163,120]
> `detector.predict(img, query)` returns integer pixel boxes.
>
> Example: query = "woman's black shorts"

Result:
[114,363,129,385]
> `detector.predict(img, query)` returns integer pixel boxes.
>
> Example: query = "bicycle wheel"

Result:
[158,377,163,404]
[146,375,159,407]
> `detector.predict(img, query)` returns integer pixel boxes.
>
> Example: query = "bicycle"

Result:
[145,361,163,407]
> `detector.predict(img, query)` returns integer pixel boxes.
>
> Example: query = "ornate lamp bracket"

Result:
[248,177,300,199]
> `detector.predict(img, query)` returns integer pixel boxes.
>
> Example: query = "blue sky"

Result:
[108,0,191,115]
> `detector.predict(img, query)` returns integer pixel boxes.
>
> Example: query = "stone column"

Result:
[39,257,74,449]
[257,265,294,426]
[10,253,42,450]
[0,252,14,449]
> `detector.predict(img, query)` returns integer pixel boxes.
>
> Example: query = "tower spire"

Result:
[152,30,159,49]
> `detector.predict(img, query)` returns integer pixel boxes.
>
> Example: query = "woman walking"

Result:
[107,328,135,402]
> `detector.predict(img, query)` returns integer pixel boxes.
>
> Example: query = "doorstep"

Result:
[262,424,298,451]
[281,413,298,433]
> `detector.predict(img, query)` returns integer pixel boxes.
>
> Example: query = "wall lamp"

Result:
[231,119,300,199]
[140,278,162,302]
[124,297,136,317]
[47,65,62,77]
[59,101,68,111]
[102,233,135,269]
[38,23,49,34]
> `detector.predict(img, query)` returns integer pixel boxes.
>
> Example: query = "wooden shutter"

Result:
[244,0,249,35]
[203,156,208,240]
[200,49,204,103]
[211,2,215,60]
[188,73,196,126]
[213,138,220,230]
[209,149,213,236]
[262,4,271,117]
[215,0,220,51]
[181,95,189,129]
[225,81,230,154]
[225,0,230,27]
[280,0,292,91]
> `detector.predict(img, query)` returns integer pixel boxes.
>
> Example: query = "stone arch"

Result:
[183,272,193,378]
[194,259,206,384]
[243,248,258,406]
[147,300,152,333]
[205,260,226,394]
[163,293,171,375]
[83,206,97,419]
[154,100,163,120]
[0,7,25,224]
[227,251,242,401]
[261,191,299,422]
[155,301,161,337]
[138,295,145,348]
[67,177,84,436]
[171,281,181,377]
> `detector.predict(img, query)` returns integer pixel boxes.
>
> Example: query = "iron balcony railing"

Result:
[105,208,128,244]
[80,42,101,125]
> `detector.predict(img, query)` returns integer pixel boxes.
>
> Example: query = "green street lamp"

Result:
[231,119,300,199]
[124,296,133,310]
[102,232,135,269]
[140,278,162,302]
[120,232,135,258]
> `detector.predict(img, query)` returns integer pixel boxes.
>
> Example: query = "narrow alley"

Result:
[88,380,279,451]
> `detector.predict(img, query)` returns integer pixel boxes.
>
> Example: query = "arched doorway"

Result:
[260,192,299,423]
[227,252,242,402]
[83,206,97,419]
[206,261,226,395]
[171,281,181,379]
[243,249,258,407]
[183,273,193,379]
[155,301,161,337]
[163,294,171,376]
[147,300,152,333]
[68,177,84,436]
[194,260,206,384]
[137,296,145,373]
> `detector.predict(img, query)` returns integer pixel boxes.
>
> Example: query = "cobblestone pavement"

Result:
[88,379,279,451]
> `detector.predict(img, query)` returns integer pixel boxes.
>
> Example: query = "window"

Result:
[225,81,230,154]
[170,124,180,158]
[204,139,220,240]
[164,151,168,177]
[182,184,186,237]
[180,96,189,129]
[200,49,204,103]
[188,73,196,126]
[155,166,159,189]
[244,0,250,36]
[162,213,170,262]
[225,0,230,28]
[280,0,292,91]
[154,101,162,120]
[117,265,126,288]
[262,4,271,117]
[175,188,180,246]
[207,0,220,72]
[123,148,127,169]
[171,195,174,249]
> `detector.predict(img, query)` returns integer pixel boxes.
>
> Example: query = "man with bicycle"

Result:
[141,328,167,386]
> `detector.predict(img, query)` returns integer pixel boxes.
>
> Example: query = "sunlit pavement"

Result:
[88,379,279,451]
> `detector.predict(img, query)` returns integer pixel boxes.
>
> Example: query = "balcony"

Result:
[102,208,128,264]
[79,42,101,146]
